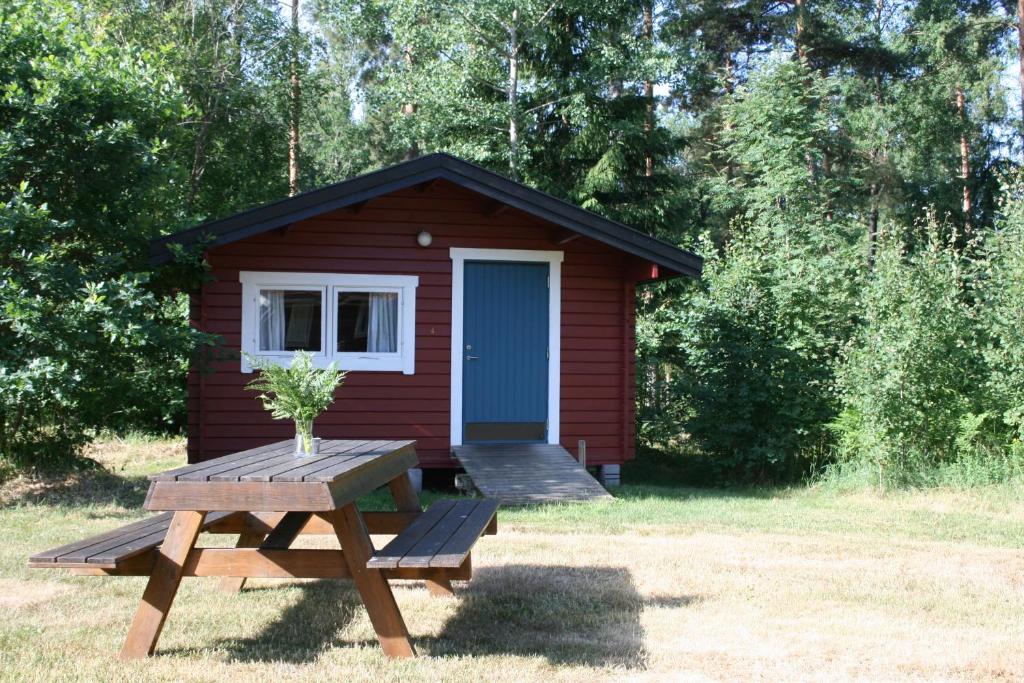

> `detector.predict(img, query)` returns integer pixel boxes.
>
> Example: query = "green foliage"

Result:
[979,177,1024,445]
[91,0,296,217]
[823,175,1024,490]
[677,220,860,482]
[651,60,860,483]
[0,0,214,471]
[831,221,987,487]
[2,0,1022,491]
[245,352,346,452]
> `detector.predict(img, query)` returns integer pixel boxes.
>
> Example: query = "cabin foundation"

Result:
[599,464,621,487]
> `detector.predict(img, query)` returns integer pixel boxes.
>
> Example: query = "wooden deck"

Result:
[451,444,613,505]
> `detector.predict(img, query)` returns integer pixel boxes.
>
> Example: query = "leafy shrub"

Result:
[979,176,1024,450]
[679,222,859,483]
[0,2,213,471]
[666,60,861,483]
[0,192,211,471]
[830,221,988,487]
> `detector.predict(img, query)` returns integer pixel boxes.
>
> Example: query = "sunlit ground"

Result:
[1,437,1021,682]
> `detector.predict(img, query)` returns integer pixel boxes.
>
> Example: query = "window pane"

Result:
[337,291,398,353]
[259,289,321,351]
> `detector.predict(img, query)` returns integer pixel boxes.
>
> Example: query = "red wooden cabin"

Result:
[152,154,702,485]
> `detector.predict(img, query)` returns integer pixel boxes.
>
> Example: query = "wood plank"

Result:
[31,513,245,569]
[451,444,612,505]
[173,443,295,481]
[384,471,451,596]
[299,441,407,482]
[218,527,265,593]
[144,481,334,512]
[238,440,371,481]
[269,440,393,482]
[189,548,349,578]
[367,500,455,569]
[200,510,496,537]
[120,510,206,659]
[150,441,291,481]
[30,513,174,564]
[308,441,415,482]
[325,449,420,509]
[53,549,472,581]
[387,472,422,513]
[86,511,235,565]
[430,500,499,568]
[330,504,415,658]
[398,500,480,569]
[206,452,304,482]
[260,511,312,549]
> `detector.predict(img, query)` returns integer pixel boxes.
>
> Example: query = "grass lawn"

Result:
[1,438,1022,682]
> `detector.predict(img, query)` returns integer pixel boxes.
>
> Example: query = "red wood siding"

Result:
[189,180,640,468]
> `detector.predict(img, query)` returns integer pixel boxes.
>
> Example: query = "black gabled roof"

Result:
[150,153,702,278]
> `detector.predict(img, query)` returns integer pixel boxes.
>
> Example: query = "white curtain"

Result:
[367,292,398,352]
[259,290,286,351]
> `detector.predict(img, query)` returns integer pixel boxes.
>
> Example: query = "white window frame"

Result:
[449,248,563,446]
[239,271,418,374]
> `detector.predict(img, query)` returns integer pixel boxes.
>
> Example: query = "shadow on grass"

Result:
[0,467,150,510]
[213,581,361,664]
[430,564,654,668]
[174,565,667,668]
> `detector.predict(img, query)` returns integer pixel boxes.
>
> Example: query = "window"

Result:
[337,291,397,353]
[240,272,418,374]
[258,289,323,352]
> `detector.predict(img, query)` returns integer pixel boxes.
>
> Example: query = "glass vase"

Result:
[295,419,316,457]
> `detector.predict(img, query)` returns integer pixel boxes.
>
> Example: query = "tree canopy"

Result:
[2,0,1023,486]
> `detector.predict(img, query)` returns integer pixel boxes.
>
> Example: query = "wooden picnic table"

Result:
[30,439,498,660]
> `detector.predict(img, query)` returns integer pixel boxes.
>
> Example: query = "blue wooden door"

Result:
[462,261,548,443]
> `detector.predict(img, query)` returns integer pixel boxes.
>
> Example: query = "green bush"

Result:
[979,177,1024,450]
[830,221,989,487]
[678,222,859,483]
[0,1,213,471]
[664,60,861,483]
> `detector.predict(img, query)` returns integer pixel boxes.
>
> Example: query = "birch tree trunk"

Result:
[956,86,971,231]
[508,9,520,179]
[1018,0,1024,136]
[402,45,419,160]
[288,0,301,196]
[642,0,654,177]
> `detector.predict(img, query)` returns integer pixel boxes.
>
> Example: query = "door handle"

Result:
[465,355,479,360]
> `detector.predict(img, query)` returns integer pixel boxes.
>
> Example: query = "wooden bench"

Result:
[29,511,235,570]
[368,499,499,570]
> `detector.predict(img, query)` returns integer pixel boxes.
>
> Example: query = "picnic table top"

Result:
[143,439,418,512]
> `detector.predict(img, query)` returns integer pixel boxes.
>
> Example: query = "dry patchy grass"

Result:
[1,438,1022,682]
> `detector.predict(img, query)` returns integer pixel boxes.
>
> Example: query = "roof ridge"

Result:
[150,154,702,279]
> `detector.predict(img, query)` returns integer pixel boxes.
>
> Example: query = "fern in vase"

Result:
[244,351,346,456]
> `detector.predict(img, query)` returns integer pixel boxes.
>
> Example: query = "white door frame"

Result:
[449,247,563,446]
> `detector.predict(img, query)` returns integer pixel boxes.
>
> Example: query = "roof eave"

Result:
[149,153,703,279]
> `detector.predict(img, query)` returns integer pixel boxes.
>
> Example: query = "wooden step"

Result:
[451,443,614,505]
[367,499,498,570]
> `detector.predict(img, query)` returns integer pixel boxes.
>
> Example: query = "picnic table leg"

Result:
[330,504,415,658]
[120,510,206,659]
[218,527,265,594]
[387,473,455,598]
